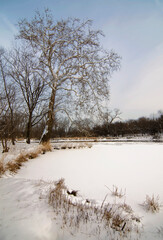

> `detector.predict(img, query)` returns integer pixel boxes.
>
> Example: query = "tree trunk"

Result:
[1,139,9,153]
[41,87,56,143]
[10,110,15,145]
[11,134,15,145]
[26,112,32,144]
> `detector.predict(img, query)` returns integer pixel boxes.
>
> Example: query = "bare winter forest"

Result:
[0,10,163,151]
[0,6,163,240]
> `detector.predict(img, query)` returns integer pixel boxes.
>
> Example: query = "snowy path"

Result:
[0,142,163,239]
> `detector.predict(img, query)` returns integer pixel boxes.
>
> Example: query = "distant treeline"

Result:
[91,115,163,138]
[1,110,163,144]
[54,114,163,138]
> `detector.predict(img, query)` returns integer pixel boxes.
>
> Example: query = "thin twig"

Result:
[101,193,108,209]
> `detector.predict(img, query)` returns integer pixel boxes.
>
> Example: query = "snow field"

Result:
[15,143,163,205]
[0,142,163,239]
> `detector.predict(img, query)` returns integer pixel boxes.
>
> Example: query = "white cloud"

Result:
[0,14,17,48]
[117,43,163,119]
[0,14,17,34]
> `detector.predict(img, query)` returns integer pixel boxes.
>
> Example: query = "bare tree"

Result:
[103,108,122,124]
[8,46,46,144]
[0,48,17,147]
[103,108,122,135]
[0,90,9,152]
[17,9,121,142]
[69,118,95,137]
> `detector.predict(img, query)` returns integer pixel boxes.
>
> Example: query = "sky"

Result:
[0,0,163,120]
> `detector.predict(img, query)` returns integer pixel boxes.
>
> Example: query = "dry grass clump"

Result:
[84,142,92,148]
[54,142,92,150]
[142,195,161,213]
[0,141,52,176]
[102,203,140,233]
[25,151,39,159]
[49,179,141,239]
[5,153,28,173]
[120,203,133,214]
[106,185,126,198]
[77,142,92,148]
[5,161,21,173]
[39,141,52,153]
[0,161,5,176]
[16,153,28,163]
[24,141,52,158]
[111,213,126,231]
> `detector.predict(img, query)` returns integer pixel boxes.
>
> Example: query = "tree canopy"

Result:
[16,9,121,142]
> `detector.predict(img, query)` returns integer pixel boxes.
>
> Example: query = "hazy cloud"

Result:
[0,14,17,47]
[0,14,17,33]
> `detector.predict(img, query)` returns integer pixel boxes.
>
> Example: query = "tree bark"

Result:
[26,112,32,144]
[1,139,9,153]
[41,87,56,143]
[10,110,15,145]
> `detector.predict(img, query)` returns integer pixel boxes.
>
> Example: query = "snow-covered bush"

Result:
[142,195,161,213]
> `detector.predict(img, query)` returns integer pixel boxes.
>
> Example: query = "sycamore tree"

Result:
[17,9,121,142]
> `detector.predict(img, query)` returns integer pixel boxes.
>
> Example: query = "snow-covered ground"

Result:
[0,140,39,165]
[0,141,163,240]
